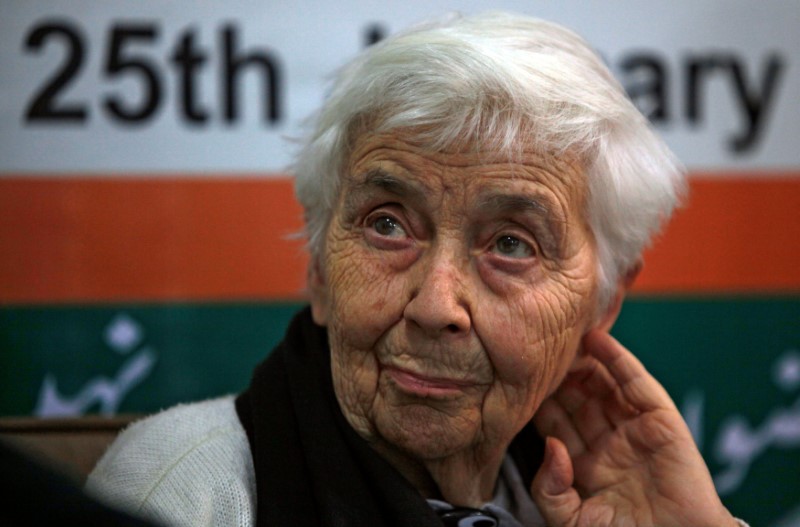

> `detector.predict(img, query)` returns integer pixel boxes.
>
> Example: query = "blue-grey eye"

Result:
[493,235,532,258]
[373,216,405,237]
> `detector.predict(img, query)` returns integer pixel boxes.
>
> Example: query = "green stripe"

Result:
[2,297,798,524]
[0,301,305,416]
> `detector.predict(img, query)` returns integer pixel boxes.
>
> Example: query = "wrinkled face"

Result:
[311,132,600,462]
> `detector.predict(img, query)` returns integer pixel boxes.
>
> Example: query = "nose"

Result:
[403,248,472,337]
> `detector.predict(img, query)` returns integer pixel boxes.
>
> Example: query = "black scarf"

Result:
[235,307,543,526]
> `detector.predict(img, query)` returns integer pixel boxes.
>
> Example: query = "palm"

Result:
[531,330,735,527]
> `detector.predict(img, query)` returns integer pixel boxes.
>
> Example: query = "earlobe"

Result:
[596,260,642,332]
[308,258,329,326]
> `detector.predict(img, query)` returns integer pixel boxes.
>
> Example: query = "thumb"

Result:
[530,436,581,526]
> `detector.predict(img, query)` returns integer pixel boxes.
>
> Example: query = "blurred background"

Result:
[1,1,798,523]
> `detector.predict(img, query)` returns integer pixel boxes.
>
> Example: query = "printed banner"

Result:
[1,1,798,171]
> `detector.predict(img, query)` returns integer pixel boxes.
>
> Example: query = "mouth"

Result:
[382,365,482,398]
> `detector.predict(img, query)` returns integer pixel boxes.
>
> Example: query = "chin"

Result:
[373,403,480,461]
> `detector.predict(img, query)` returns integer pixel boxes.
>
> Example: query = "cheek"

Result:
[477,287,587,406]
[324,236,420,438]
[325,239,413,350]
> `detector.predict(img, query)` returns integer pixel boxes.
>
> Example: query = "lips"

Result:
[383,365,483,398]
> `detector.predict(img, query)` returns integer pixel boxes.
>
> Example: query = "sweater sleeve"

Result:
[85,396,256,527]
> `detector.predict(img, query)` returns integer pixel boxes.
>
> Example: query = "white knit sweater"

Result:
[85,395,543,527]
[86,396,749,527]
[86,396,255,527]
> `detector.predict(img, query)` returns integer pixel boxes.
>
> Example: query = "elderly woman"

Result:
[87,12,744,527]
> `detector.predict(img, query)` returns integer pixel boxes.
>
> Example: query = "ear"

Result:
[308,257,329,326]
[596,260,642,332]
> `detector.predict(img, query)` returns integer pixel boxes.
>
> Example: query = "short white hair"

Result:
[294,11,685,312]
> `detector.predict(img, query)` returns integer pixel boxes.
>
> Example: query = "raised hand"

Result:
[530,330,738,527]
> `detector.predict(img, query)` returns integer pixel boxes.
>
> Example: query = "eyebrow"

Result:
[475,193,565,256]
[476,194,551,217]
[344,169,427,208]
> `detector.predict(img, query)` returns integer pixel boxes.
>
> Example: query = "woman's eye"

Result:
[372,215,406,238]
[493,235,533,258]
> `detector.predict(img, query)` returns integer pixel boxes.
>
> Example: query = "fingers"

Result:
[534,397,587,458]
[583,330,677,413]
[560,356,632,415]
[530,436,581,527]
[535,330,676,458]
[553,354,638,439]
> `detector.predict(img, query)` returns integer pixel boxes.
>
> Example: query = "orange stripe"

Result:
[634,173,800,294]
[0,176,307,304]
[0,173,798,304]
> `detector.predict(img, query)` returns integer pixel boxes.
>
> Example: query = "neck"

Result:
[370,438,506,507]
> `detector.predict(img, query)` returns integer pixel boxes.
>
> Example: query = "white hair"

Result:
[294,11,685,312]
